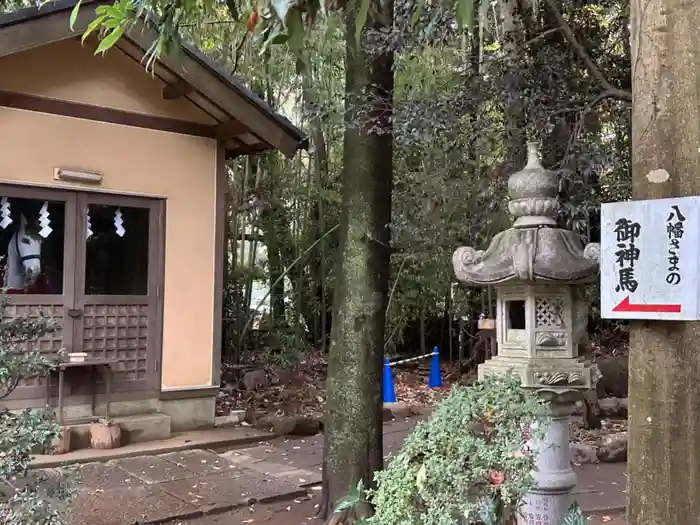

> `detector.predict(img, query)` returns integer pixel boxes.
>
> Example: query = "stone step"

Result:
[32,426,272,468]
[64,412,172,450]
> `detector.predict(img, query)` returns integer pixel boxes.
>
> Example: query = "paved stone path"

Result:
[214,418,628,516]
[161,492,628,525]
[63,448,319,525]
[15,417,626,524]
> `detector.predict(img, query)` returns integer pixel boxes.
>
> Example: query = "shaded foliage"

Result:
[0,296,74,524]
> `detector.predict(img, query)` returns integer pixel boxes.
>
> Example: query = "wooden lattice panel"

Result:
[82,304,149,383]
[3,303,65,387]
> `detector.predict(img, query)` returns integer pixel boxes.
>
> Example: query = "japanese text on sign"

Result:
[613,218,641,293]
[666,204,685,285]
[601,196,700,321]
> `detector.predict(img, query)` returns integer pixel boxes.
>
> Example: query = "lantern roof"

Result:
[453,142,600,286]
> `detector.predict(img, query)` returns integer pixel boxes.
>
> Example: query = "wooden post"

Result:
[628,1,700,523]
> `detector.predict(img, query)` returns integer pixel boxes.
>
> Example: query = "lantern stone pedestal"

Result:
[517,392,580,525]
[453,142,600,525]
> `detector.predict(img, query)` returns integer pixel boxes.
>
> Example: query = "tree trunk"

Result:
[628,1,700,524]
[261,207,286,324]
[499,0,527,177]
[321,0,394,521]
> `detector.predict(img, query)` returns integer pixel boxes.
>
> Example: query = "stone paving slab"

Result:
[236,440,324,470]
[53,447,320,524]
[72,462,145,491]
[221,450,321,486]
[158,450,235,476]
[573,463,627,514]
[158,470,307,511]
[70,484,199,525]
[112,455,198,484]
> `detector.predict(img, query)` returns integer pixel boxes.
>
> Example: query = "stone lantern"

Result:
[452,142,600,525]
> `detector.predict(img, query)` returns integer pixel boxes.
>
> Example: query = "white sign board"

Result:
[601,196,700,320]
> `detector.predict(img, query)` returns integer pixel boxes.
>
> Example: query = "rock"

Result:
[253,414,274,431]
[242,370,269,391]
[595,356,629,399]
[618,398,629,418]
[272,416,323,436]
[570,442,598,464]
[598,397,621,417]
[597,432,628,463]
[581,390,602,430]
[383,401,413,419]
[244,407,264,426]
[89,419,122,450]
[220,367,237,385]
[382,407,395,422]
[50,426,72,455]
[582,390,600,415]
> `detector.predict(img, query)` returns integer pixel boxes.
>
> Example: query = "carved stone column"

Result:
[519,392,580,525]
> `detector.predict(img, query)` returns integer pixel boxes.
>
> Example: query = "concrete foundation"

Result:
[159,394,216,432]
[57,397,160,421]
[68,413,172,449]
[19,390,217,453]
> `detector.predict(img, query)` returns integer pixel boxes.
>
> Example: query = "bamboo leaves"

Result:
[455,0,473,31]
[69,0,81,30]
[354,0,370,46]
[59,0,478,67]
[73,0,135,57]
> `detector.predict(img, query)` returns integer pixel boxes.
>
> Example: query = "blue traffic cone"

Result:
[382,357,397,403]
[428,347,442,388]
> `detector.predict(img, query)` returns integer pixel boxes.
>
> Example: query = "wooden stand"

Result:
[44,359,117,425]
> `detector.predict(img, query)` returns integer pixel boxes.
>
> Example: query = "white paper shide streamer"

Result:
[114,208,125,237]
[38,201,53,238]
[0,197,12,230]
[86,208,93,240]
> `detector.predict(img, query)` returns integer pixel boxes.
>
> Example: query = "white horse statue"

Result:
[3,213,42,292]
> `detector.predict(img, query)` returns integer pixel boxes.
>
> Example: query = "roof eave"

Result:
[0,0,307,159]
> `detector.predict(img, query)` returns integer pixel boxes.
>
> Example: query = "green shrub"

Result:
[0,296,74,524]
[360,374,549,524]
[337,374,590,525]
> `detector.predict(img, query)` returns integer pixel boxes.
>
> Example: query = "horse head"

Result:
[13,213,42,285]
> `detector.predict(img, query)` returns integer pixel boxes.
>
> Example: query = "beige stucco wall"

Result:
[0,41,218,390]
[0,38,216,124]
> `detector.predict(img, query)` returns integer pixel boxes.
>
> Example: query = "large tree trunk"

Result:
[628,1,700,523]
[320,0,394,522]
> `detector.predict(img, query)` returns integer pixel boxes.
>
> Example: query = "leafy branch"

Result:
[543,0,631,102]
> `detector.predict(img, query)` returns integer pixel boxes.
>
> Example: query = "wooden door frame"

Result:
[74,192,165,393]
[0,183,77,306]
[0,183,76,401]
[0,182,165,402]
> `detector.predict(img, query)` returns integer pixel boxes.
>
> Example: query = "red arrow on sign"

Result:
[612,296,681,313]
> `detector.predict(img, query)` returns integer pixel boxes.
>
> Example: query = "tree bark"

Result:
[320,0,394,521]
[499,0,527,176]
[628,0,700,523]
